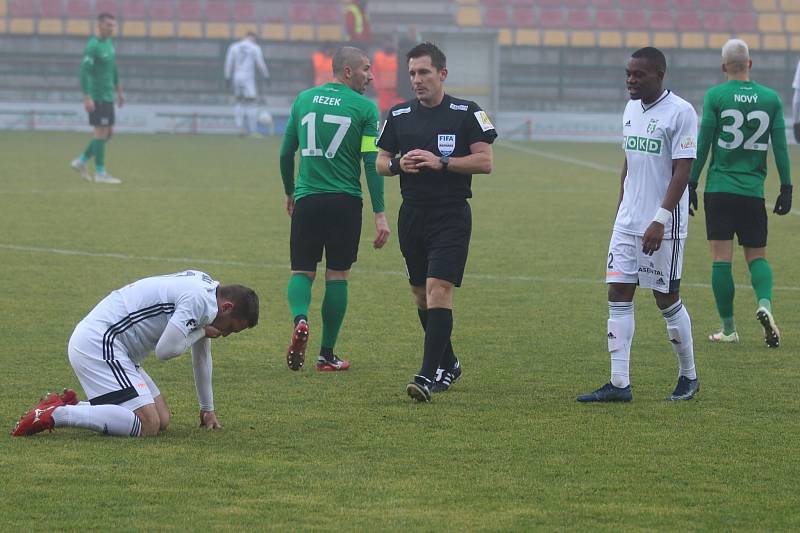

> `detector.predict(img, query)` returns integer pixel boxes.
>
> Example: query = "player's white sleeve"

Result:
[793,90,800,124]
[155,322,206,360]
[793,60,800,90]
[224,43,235,80]
[256,47,269,79]
[671,104,698,160]
[191,338,214,412]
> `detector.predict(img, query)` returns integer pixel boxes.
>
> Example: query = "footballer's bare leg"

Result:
[134,403,162,437]
[153,394,171,432]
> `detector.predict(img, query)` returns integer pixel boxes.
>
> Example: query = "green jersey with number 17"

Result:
[282,82,379,201]
[691,80,791,198]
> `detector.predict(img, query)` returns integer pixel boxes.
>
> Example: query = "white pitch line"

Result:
[3,242,800,292]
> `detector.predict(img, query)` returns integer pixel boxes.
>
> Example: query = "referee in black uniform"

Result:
[377,42,497,402]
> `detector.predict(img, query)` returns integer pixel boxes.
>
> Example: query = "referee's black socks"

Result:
[417,308,458,370]
[419,308,453,381]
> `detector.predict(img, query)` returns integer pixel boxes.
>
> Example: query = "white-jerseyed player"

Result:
[12,271,259,437]
[224,32,269,136]
[577,47,700,403]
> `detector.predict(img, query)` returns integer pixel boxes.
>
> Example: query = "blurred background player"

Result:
[312,43,336,87]
[792,58,800,143]
[11,271,259,438]
[373,40,400,119]
[70,12,124,184]
[224,32,269,137]
[344,0,371,44]
[577,47,699,403]
[280,46,390,372]
[689,39,792,347]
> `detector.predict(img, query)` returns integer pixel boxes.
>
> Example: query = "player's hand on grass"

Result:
[199,410,221,429]
[642,222,665,256]
[204,325,222,338]
[373,212,391,249]
[286,195,295,216]
[688,182,698,216]
[84,95,95,113]
[773,184,793,215]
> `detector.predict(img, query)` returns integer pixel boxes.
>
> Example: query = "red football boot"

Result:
[11,393,65,437]
[316,355,350,371]
[286,320,309,371]
[40,388,79,406]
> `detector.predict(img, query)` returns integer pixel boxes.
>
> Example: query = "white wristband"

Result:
[653,207,672,225]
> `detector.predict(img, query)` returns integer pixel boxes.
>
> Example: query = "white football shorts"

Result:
[67,321,159,411]
[606,230,684,294]
[233,78,257,100]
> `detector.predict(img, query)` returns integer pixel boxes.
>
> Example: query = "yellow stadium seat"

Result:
[261,23,286,41]
[790,35,800,50]
[752,0,777,9]
[515,29,540,46]
[762,34,787,49]
[456,6,481,27]
[38,19,63,35]
[625,32,649,48]
[758,13,783,32]
[498,29,512,46]
[456,0,479,4]
[178,22,202,38]
[543,30,567,46]
[708,33,733,48]
[598,31,622,48]
[786,14,800,32]
[289,24,314,41]
[149,21,174,38]
[0,0,6,17]
[0,20,6,33]
[317,24,342,41]
[65,20,90,35]
[653,32,678,49]
[738,33,761,49]
[780,0,800,11]
[681,33,706,49]
[121,20,146,37]
[234,23,257,38]
[570,31,595,47]
[206,22,230,39]
[9,18,35,34]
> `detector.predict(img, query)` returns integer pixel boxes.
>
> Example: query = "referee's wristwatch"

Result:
[439,155,449,171]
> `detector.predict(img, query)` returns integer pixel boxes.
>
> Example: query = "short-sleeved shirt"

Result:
[690,80,789,198]
[79,270,219,364]
[616,90,698,238]
[282,82,379,201]
[80,36,117,102]
[377,94,498,207]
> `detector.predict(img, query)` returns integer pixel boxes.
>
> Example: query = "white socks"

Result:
[52,404,142,437]
[608,301,634,388]
[245,104,258,135]
[234,103,245,132]
[662,299,697,380]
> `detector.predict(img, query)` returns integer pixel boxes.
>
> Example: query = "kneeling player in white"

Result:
[12,271,259,437]
[577,47,699,402]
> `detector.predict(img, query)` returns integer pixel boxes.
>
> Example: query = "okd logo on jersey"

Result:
[623,135,662,155]
[438,134,455,156]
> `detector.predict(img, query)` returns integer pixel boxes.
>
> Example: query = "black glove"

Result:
[688,181,698,216]
[774,184,793,215]
[794,123,800,144]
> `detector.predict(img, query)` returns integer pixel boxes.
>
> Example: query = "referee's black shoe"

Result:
[406,375,432,402]
[432,361,462,393]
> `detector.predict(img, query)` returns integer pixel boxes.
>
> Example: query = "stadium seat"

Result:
[233,22,256,37]
[514,28,540,46]
[595,10,619,29]
[791,35,800,50]
[563,0,591,7]
[787,13,800,32]
[96,0,118,15]
[676,11,702,31]
[727,0,752,10]
[648,11,673,30]
[316,2,340,24]
[751,0,776,10]
[652,32,678,49]
[619,0,643,8]
[205,22,230,38]
[570,30,595,47]
[9,18,35,33]
[781,0,800,11]
[738,33,760,48]
[41,0,64,17]
[38,19,64,35]
[730,13,757,32]
[0,0,6,17]
[261,22,286,40]
[498,28,512,45]
[233,1,255,22]
[598,31,622,47]
[540,9,565,28]
[178,21,203,37]
[681,32,706,48]
[762,34,788,49]
[484,7,509,27]
[121,20,146,36]
[456,6,481,26]
[543,30,567,46]
[149,0,174,20]
[289,24,314,41]
[708,33,732,48]
[122,0,146,19]
[178,0,202,20]
[622,11,647,29]
[8,0,35,17]
[291,2,313,23]
[537,0,562,8]
[67,0,91,18]
[625,31,650,47]
[511,6,535,28]
[703,12,729,32]
[65,19,90,35]
[671,0,694,9]
[758,13,783,33]
[206,0,230,22]
[566,10,593,29]
[698,0,725,8]
[317,24,342,41]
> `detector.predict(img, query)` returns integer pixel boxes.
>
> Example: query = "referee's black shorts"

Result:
[88,100,115,127]
[704,191,767,248]
[290,193,363,272]
[398,201,472,287]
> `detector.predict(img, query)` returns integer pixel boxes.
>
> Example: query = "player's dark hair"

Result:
[406,42,446,71]
[218,284,260,328]
[631,47,667,73]
[246,31,257,39]
[97,12,115,22]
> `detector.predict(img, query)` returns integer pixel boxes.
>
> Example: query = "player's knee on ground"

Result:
[135,404,162,437]
[153,396,171,432]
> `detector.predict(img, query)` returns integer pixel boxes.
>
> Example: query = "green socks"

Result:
[712,261,736,334]
[81,139,95,161]
[94,138,107,173]
[287,273,313,322]
[749,257,773,313]
[321,280,348,350]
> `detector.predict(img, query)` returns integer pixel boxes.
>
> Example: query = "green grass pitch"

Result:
[1,131,799,530]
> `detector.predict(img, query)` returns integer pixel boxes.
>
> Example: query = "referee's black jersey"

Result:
[377,94,498,207]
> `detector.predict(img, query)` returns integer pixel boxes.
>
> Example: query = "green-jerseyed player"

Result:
[689,39,793,348]
[70,12,124,184]
[279,46,390,372]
